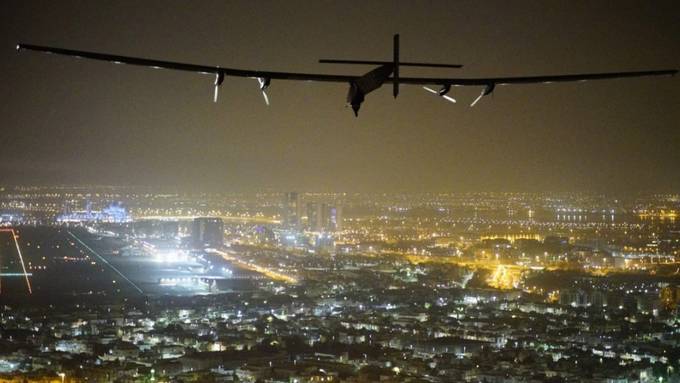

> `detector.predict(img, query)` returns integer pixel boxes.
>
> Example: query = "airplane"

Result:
[16,34,677,117]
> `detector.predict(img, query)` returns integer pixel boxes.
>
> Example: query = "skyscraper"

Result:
[306,202,343,232]
[282,192,302,229]
[329,204,342,231]
[191,217,224,249]
[306,202,324,231]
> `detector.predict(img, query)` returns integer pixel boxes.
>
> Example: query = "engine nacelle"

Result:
[258,77,271,91]
[346,82,365,117]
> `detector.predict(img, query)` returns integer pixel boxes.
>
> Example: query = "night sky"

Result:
[1,1,678,193]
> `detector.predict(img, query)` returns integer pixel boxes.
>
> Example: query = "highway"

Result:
[208,248,298,284]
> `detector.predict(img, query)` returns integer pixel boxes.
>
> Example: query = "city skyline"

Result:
[1,186,679,382]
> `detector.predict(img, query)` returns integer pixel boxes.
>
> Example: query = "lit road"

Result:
[208,249,298,284]
[67,231,144,294]
[405,254,529,271]
[135,215,279,224]
[0,228,32,295]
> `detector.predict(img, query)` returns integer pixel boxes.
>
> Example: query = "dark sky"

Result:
[1,1,678,193]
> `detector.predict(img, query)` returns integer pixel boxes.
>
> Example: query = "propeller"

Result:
[213,71,224,103]
[423,85,456,103]
[257,77,271,105]
[470,83,495,107]
[470,90,484,107]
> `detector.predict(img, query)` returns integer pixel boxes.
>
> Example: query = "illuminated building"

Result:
[307,202,324,231]
[480,233,541,243]
[134,219,179,239]
[281,192,302,229]
[56,201,131,223]
[306,202,343,232]
[191,217,224,249]
[660,286,680,310]
[329,204,342,231]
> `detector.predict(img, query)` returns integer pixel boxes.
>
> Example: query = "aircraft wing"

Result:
[16,44,357,83]
[399,70,678,86]
[404,69,676,106]
[17,43,676,85]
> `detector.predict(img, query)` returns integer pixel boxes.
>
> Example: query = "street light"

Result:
[58,372,65,383]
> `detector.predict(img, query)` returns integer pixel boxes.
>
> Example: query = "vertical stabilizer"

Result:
[393,34,399,98]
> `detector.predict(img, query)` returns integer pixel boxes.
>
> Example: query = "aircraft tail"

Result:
[319,34,464,99]
[393,34,399,98]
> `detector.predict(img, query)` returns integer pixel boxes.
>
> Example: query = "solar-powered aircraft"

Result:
[16,34,677,116]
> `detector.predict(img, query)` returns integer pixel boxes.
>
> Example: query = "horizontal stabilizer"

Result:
[319,59,463,69]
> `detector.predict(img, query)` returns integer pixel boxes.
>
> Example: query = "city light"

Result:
[1,0,679,376]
